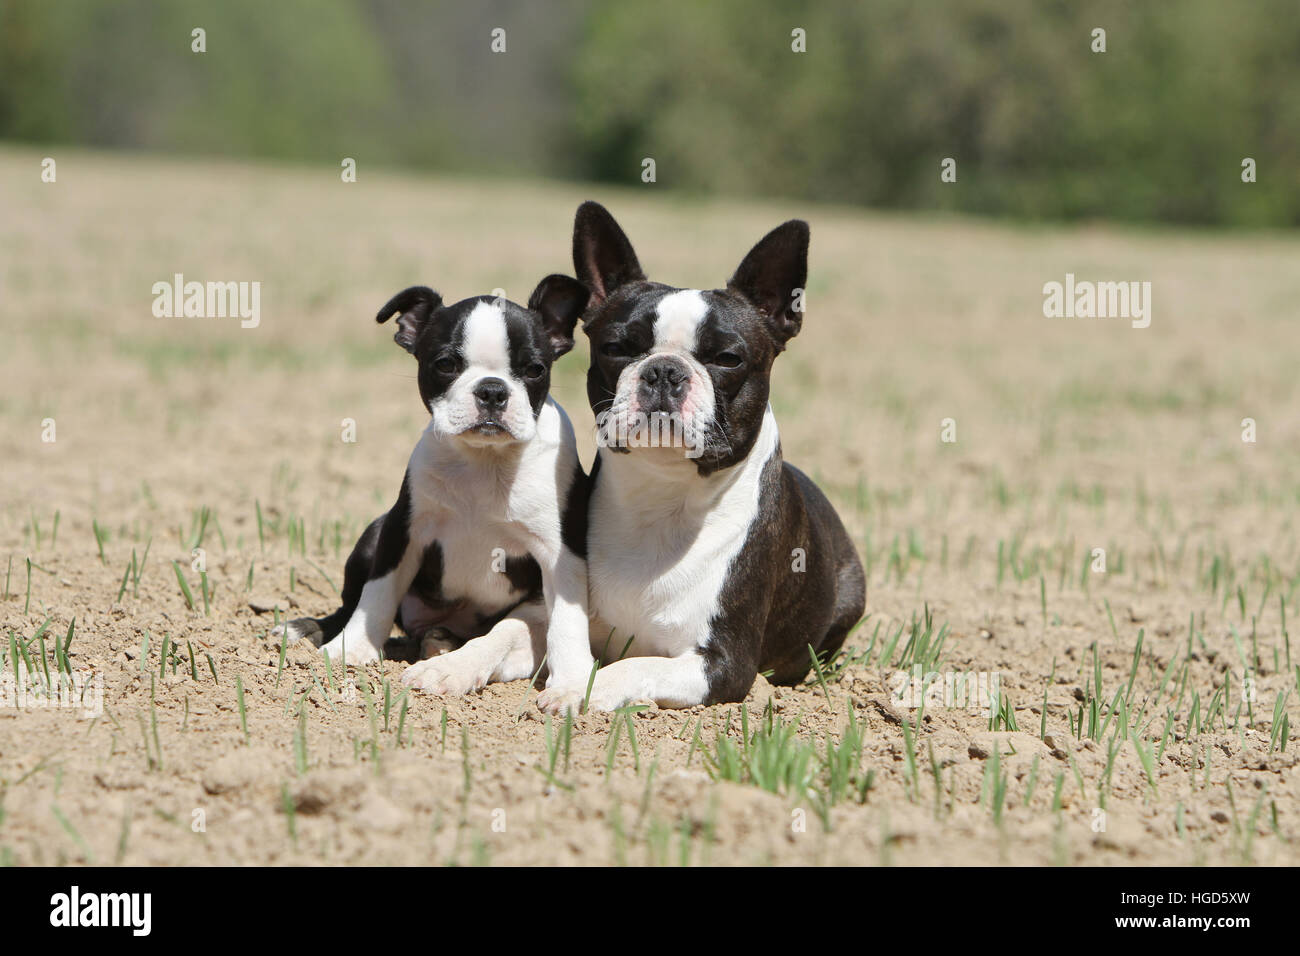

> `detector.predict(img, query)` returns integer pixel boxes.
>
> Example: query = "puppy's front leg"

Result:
[320,492,425,666]
[403,601,546,695]
[535,545,595,715]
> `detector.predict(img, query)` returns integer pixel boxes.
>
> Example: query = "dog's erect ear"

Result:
[727,220,809,349]
[572,201,645,312]
[528,274,589,359]
[375,286,443,353]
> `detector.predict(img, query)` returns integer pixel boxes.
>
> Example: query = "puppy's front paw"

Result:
[320,635,380,666]
[273,618,322,647]
[536,683,588,716]
[402,651,490,696]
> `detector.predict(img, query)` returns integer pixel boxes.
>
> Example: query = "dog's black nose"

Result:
[639,358,688,400]
[473,377,509,409]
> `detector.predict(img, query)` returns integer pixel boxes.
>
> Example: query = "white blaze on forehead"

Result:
[653,290,708,352]
[461,301,510,371]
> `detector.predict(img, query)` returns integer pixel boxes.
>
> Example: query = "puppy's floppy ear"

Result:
[727,220,809,349]
[572,201,645,313]
[375,286,442,353]
[528,274,589,359]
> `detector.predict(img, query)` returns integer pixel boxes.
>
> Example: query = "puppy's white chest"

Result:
[434,513,533,599]
[405,461,542,608]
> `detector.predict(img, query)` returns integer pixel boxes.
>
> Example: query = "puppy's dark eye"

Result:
[434,356,457,374]
[712,351,744,369]
[524,362,546,379]
[600,342,629,359]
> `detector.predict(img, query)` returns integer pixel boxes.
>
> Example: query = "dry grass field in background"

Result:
[1,145,1299,864]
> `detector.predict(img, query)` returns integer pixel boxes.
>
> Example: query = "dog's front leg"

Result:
[583,653,711,711]
[534,545,595,715]
[320,503,425,666]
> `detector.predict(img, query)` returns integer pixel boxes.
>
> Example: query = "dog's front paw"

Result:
[273,618,322,647]
[402,651,490,696]
[536,683,589,716]
[320,634,380,666]
[583,670,652,713]
[585,687,635,713]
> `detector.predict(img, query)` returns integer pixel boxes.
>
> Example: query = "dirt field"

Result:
[2,145,1298,865]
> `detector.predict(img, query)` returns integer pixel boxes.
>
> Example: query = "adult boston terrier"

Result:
[536,202,865,713]
[275,276,596,699]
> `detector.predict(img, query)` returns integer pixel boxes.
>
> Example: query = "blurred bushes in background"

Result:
[2,0,1296,226]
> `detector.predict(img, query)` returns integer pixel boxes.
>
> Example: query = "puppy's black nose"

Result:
[473,377,509,410]
[639,357,688,400]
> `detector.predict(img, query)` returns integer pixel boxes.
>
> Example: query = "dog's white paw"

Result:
[583,671,651,712]
[320,634,380,666]
[536,683,589,716]
[402,652,490,696]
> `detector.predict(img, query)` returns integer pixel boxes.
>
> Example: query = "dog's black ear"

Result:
[375,286,443,353]
[528,274,589,359]
[572,201,645,313]
[727,220,809,349]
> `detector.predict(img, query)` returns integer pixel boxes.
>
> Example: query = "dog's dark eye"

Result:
[712,351,744,369]
[600,342,629,359]
[524,362,546,379]
[434,356,457,374]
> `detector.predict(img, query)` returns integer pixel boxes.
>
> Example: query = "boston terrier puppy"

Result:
[536,202,865,713]
[275,276,595,699]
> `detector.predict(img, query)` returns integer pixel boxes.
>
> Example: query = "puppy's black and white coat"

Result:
[277,276,595,698]
[537,202,866,713]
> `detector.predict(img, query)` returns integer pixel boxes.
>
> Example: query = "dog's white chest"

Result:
[587,410,778,659]
[587,513,737,658]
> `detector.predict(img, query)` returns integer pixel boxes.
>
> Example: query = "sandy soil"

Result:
[1,145,1298,865]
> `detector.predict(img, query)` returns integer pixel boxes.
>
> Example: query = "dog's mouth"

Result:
[461,419,516,442]
[594,405,709,460]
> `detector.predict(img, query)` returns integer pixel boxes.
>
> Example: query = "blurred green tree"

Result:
[570,0,1300,226]
[1,0,1296,226]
